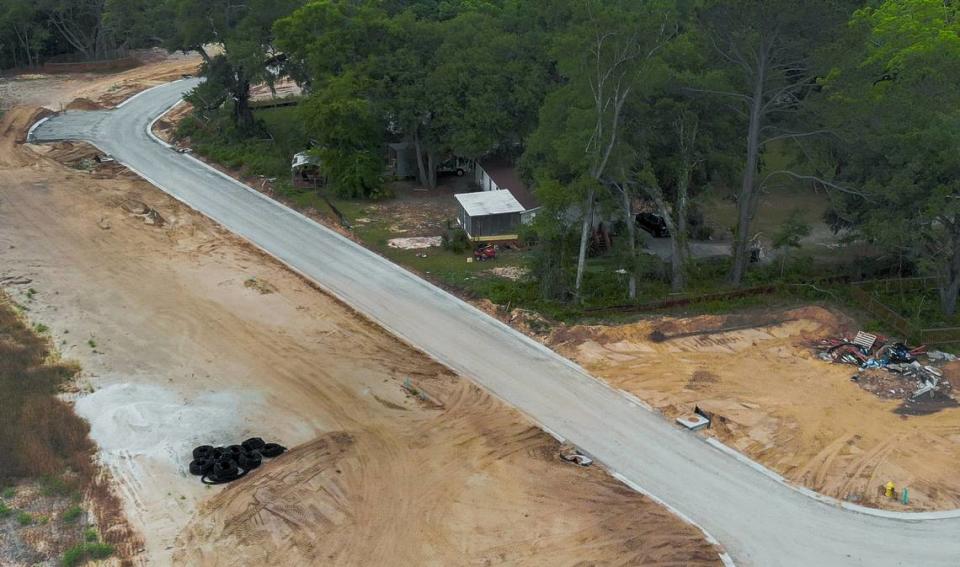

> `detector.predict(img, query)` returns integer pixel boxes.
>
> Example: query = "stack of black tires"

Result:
[188,437,286,484]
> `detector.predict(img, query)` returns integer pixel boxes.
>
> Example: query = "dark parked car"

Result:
[636,212,669,238]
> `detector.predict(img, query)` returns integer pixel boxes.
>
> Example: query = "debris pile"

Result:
[188,437,287,485]
[814,331,957,402]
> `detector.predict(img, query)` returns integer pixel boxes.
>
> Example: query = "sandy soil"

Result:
[0,63,721,564]
[0,49,201,111]
[550,306,960,511]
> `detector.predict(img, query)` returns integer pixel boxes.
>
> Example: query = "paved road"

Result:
[31,80,960,566]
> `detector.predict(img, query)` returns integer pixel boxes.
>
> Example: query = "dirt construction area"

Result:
[549,306,960,512]
[0,57,721,564]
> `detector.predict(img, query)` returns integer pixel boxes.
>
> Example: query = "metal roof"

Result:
[291,151,321,170]
[455,190,525,217]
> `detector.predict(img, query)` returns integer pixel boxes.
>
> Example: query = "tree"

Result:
[0,1,49,68]
[42,0,111,60]
[169,0,304,130]
[772,208,810,277]
[300,73,385,198]
[691,0,852,286]
[524,0,678,302]
[103,0,174,49]
[277,0,549,190]
[824,0,960,316]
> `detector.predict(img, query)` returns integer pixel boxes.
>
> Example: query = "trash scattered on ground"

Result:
[815,331,956,405]
[387,236,442,249]
[928,350,958,362]
[559,443,593,467]
[188,437,287,485]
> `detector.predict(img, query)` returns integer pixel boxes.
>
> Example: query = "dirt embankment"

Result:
[550,305,960,511]
[1,90,721,563]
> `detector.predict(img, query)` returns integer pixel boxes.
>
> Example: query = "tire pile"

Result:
[188,437,286,485]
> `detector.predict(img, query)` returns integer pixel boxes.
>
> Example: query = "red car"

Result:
[473,244,496,262]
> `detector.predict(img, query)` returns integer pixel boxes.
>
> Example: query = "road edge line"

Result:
[26,115,53,143]
[137,83,960,525]
[612,472,737,567]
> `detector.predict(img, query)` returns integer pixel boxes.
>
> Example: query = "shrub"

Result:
[62,542,114,567]
[2,487,14,499]
[0,502,11,518]
[0,295,93,482]
[62,505,83,523]
[442,226,470,254]
[17,511,33,525]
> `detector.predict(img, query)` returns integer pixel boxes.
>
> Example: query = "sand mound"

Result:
[65,97,105,111]
[0,107,53,167]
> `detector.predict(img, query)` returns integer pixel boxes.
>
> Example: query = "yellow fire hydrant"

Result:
[885,481,896,499]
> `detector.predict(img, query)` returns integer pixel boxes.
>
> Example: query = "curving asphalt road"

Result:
[29,80,960,566]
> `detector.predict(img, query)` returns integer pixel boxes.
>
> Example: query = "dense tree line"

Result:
[11,0,958,314]
[0,0,171,68]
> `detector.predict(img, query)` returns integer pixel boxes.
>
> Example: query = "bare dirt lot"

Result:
[550,306,960,511]
[0,49,201,111]
[0,58,720,565]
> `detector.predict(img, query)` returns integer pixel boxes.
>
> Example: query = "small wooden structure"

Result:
[455,190,525,242]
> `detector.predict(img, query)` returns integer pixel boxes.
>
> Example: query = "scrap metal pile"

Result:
[814,331,956,401]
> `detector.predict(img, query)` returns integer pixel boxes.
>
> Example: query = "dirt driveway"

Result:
[0,58,720,565]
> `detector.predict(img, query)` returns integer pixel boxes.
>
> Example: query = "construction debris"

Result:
[815,331,954,402]
[559,443,593,467]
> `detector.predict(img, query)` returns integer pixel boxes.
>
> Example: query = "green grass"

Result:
[699,140,829,242]
[0,502,11,518]
[62,541,114,567]
[17,511,33,526]
[62,505,83,523]
[2,487,15,499]
[178,105,309,184]
[34,322,49,334]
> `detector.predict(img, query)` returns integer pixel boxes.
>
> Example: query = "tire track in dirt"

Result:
[1,107,721,565]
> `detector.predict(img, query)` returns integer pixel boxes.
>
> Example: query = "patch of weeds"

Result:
[34,322,49,334]
[244,277,276,295]
[26,288,37,300]
[62,505,83,523]
[0,502,11,517]
[83,528,98,543]
[40,476,72,497]
[87,338,97,349]
[17,511,33,526]
[2,487,15,499]
[62,542,114,567]
[36,515,49,525]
